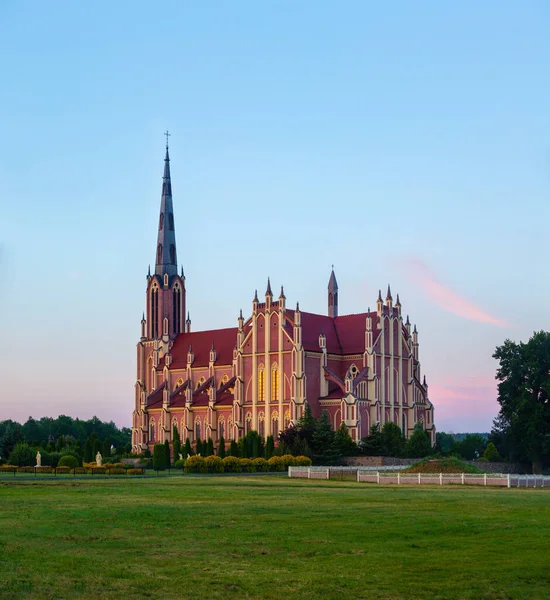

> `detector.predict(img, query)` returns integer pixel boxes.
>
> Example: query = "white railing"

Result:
[288,467,550,488]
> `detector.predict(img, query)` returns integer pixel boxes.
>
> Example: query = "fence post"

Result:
[507,474,510,488]
[397,473,400,485]
[307,467,311,479]
[34,467,36,478]
[357,470,360,482]
[377,472,380,485]
[418,473,421,485]
[484,474,487,486]
[462,473,465,485]
[439,473,442,485]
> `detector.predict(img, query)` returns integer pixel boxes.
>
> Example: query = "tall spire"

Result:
[328,266,338,318]
[155,132,178,277]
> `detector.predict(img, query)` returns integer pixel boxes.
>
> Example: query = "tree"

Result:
[83,436,93,463]
[406,424,432,458]
[265,435,275,459]
[361,424,382,456]
[238,437,247,458]
[296,402,316,445]
[8,442,35,466]
[312,410,336,463]
[217,436,226,459]
[153,443,167,470]
[195,437,203,455]
[92,437,101,459]
[184,438,193,457]
[452,434,487,461]
[483,441,502,462]
[102,437,111,460]
[380,422,405,457]
[206,437,214,457]
[164,439,171,466]
[493,331,550,471]
[172,425,181,461]
[333,423,358,457]
[230,440,239,457]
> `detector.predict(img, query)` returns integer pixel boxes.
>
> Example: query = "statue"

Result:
[178,453,183,461]
[36,451,41,467]
[96,451,102,467]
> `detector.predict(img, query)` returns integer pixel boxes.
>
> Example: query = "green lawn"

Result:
[0,477,548,600]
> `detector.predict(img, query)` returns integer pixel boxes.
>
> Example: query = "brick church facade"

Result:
[131,142,435,453]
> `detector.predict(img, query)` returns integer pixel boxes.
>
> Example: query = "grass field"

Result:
[0,476,549,600]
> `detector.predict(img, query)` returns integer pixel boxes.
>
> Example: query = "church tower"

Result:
[144,134,185,340]
[328,267,338,318]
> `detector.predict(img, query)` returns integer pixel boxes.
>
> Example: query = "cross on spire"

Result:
[164,130,171,149]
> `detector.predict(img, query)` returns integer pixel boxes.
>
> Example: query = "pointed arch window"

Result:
[258,364,265,402]
[272,411,279,439]
[159,213,164,230]
[157,244,163,264]
[151,285,159,338]
[271,363,279,402]
[219,419,225,439]
[195,419,201,441]
[149,420,155,442]
[228,418,234,440]
[173,285,181,334]
[258,412,265,439]
[284,411,290,430]
[169,213,174,230]
[170,244,176,264]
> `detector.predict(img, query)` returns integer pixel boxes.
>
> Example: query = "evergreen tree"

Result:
[380,422,406,457]
[83,436,93,463]
[102,437,111,460]
[164,439,171,466]
[230,440,239,457]
[184,438,193,457]
[172,425,181,461]
[238,437,247,458]
[296,402,316,445]
[217,436,226,459]
[206,437,214,457]
[361,424,382,456]
[195,437,202,455]
[483,441,502,462]
[92,437,101,460]
[265,435,275,459]
[153,443,167,470]
[312,410,337,463]
[405,425,432,458]
[334,422,358,457]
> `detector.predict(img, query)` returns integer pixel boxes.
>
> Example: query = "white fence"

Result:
[288,467,550,488]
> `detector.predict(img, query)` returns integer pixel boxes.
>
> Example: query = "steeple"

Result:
[328,266,338,318]
[155,133,178,277]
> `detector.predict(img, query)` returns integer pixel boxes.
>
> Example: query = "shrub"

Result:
[17,466,35,473]
[174,459,186,469]
[476,457,489,462]
[294,455,312,466]
[184,455,207,473]
[90,467,106,474]
[222,456,241,473]
[127,468,144,475]
[268,456,285,472]
[280,454,297,468]
[106,468,126,474]
[113,462,126,468]
[83,462,97,469]
[58,455,79,469]
[73,467,86,474]
[55,466,71,474]
[36,466,53,474]
[252,458,269,472]
[239,458,255,472]
[483,442,502,462]
[153,443,167,470]
[205,455,224,474]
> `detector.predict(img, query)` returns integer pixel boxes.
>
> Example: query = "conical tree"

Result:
[172,425,181,461]
[184,438,193,457]
[195,437,202,456]
[334,422,358,457]
[296,402,316,445]
[361,423,382,456]
[405,427,432,458]
[312,410,336,463]
[164,439,171,466]
[102,437,111,460]
[217,436,226,459]
[206,437,214,457]
[265,435,275,459]
[230,440,239,457]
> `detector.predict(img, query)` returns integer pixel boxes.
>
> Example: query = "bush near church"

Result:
[174,459,186,469]
[57,455,79,469]
[252,458,269,472]
[184,455,207,473]
[222,456,241,473]
[294,456,312,466]
[239,458,254,472]
[268,456,285,472]
[205,455,224,473]
[127,468,145,475]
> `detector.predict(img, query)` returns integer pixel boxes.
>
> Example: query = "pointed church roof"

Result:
[266,277,273,296]
[155,134,178,277]
[328,267,338,290]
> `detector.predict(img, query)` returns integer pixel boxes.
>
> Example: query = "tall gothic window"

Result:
[169,213,174,230]
[258,365,265,402]
[271,364,279,402]
[272,413,279,438]
[149,420,155,442]
[151,287,159,338]
[173,286,181,334]
[170,244,176,264]
[219,419,225,439]
[157,244,163,264]
[258,412,265,439]
[195,420,201,441]
[159,213,164,230]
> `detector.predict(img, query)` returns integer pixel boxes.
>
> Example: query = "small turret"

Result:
[187,344,194,365]
[185,311,191,333]
[253,289,259,313]
[385,284,393,308]
[209,342,216,364]
[265,278,273,308]
[376,289,383,315]
[395,293,401,316]
[238,308,244,330]
[279,285,286,311]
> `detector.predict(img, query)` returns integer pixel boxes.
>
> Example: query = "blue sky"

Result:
[1,1,549,432]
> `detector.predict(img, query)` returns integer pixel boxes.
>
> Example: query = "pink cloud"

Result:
[404,258,511,328]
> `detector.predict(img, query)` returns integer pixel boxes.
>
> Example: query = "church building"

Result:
[131,141,435,453]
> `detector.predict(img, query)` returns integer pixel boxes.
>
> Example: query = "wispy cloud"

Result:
[404,258,511,328]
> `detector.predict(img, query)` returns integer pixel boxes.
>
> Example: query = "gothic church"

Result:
[131,142,435,453]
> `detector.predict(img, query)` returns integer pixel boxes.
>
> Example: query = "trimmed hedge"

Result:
[55,466,71,474]
[280,454,297,467]
[222,456,241,473]
[36,466,53,473]
[268,456,285,472]
[58,455,79,469]
[174,459,186,469]
[252,458,269,472]
[294,456,312,466]
[127,468,144,475]
[205,456,224,474]
[17,466,35,473]
[106,468,126,475]
[239,458,255,473]
[184,455,207,473]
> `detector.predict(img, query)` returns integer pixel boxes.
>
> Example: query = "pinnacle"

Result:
[266,277,273,296]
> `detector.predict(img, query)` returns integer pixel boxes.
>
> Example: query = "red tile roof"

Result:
[146,382,166,409]
[216,390,234,406]
[166,327,239,368]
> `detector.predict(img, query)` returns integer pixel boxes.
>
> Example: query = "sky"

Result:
[1,1,549,433]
